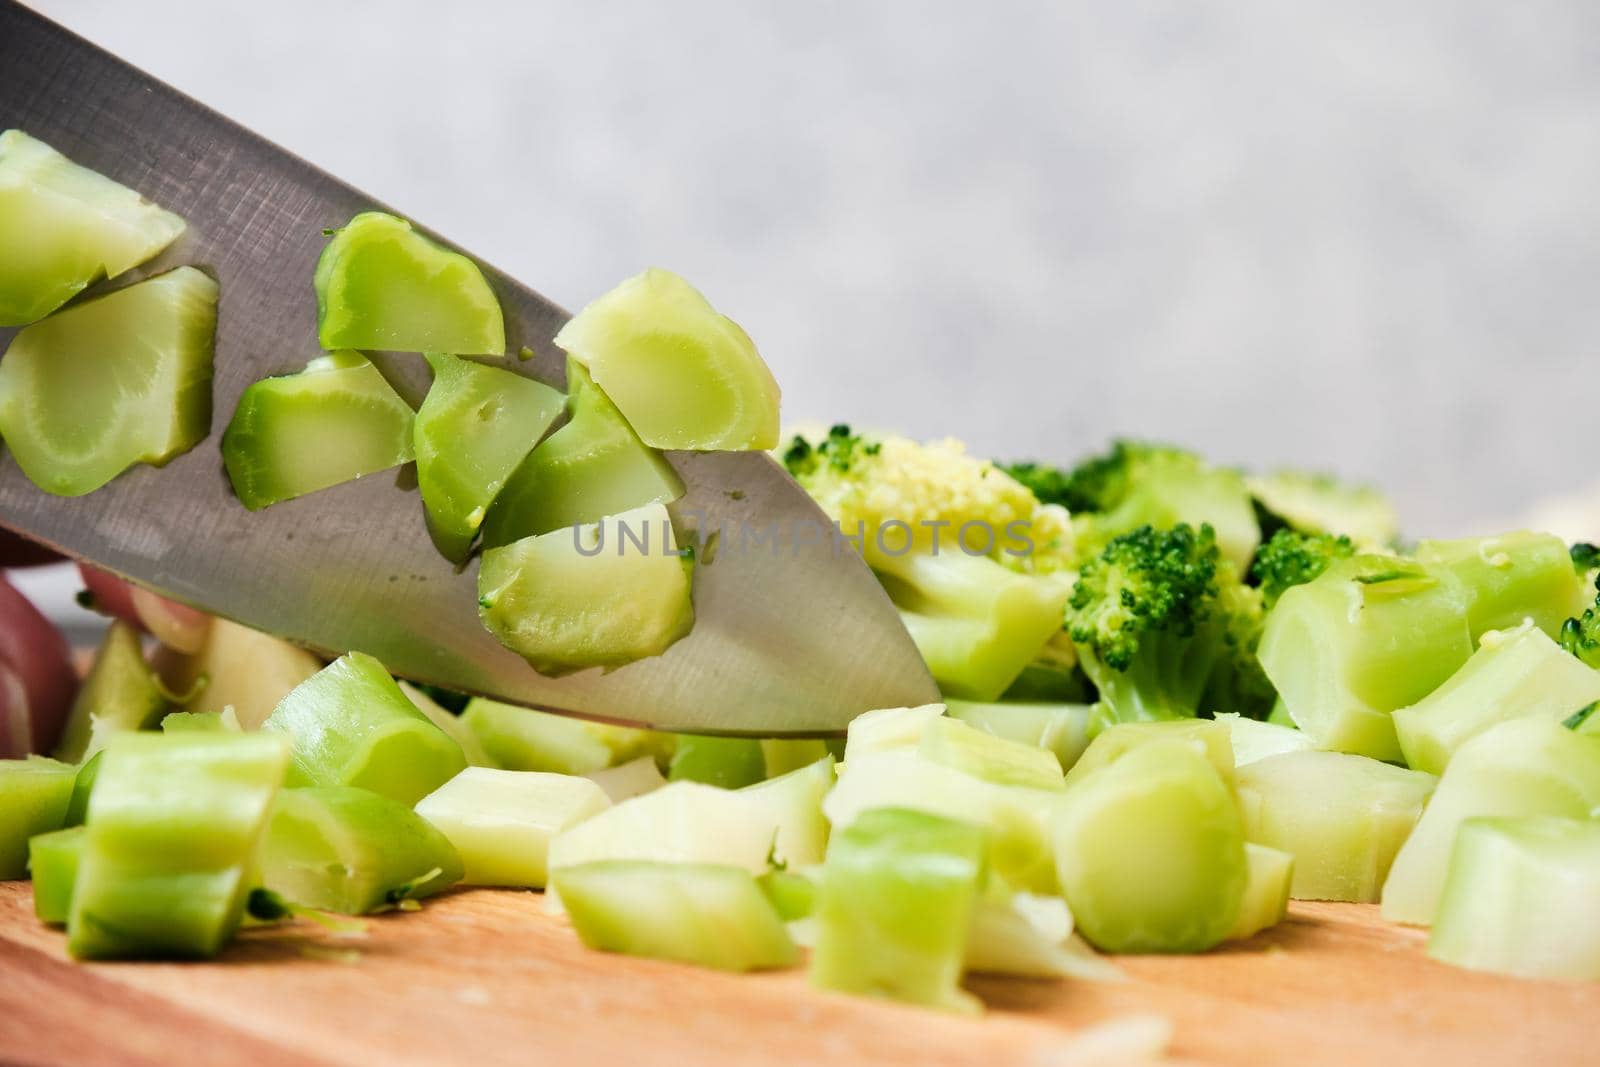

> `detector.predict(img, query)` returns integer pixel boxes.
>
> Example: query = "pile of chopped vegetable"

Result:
[6,125,1600,1026]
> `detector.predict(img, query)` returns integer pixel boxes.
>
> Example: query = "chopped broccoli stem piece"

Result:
[810,807,986,1014]
[414,352,564,562]
[966,890,1100,979]
[943,699,1093,773]
[1228,843,1294,941]
[262,652,467,806]
[1053,739,1245,953]
[1064,719,1235,791]
[759,738,832,778]
[415,768,609,888]
[918,715,1064,790]
[221,351,415,510]
[876,549,1069,701]
[585,756,668,804]
[0,267,215,496]
[1256,555,1473,761]
[825,743,1060,894]
[62,751,103,828]
[0,129,186,326]
[1250,528,1356,609]
[314,211,504,354]
[1392,623,1600,775]
[156,617,323,731]
[68,732,289,960]
[397,683,495,768]
[27,824,84,925]
[478,502,695,676]
[1415,531,1587,641]
[546,781,787,901]
[757,868,816,921]
[261,785,462,914]
[1245,470,1398,546]
[159,709,240,733]
[459,698,658,775]
[1212,712,1312,767]
[841,704,948,762]
[1430,816,1600,980]
[53,622,168,764]
[482,360,685,545]
[0,757,75,878]
[668,735,767,789]
[554,268,780,450]
[738,756,835,869]
[556,860,797,972]
[1235,750,1434,902]
[1381,717,1600,926]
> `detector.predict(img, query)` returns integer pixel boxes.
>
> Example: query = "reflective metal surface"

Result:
[0,1,938,734]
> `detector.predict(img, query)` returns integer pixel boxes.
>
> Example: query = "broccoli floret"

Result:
[1246,469,1398,547]
[1065,523,1272,730]
[1251,529,1357,609]
[1560,575,1600,669]
[784,426,1076,698]
[1571,542,1600,577]
[1020,441,1260,573]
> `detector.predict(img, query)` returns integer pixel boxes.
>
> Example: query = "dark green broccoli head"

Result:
[1571,542,1600,577]
[1201,577,1277,720]
[1067,522,1219,671]
[1004,440,1197,515]
[1251,528,1357,609]
[1561,575,1600,669]
[782,423,878,479]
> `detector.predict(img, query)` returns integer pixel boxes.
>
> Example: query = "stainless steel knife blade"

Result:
[0,1,938,734]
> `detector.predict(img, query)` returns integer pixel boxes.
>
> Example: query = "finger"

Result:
[0,574,78,757]
[77,564,211,654]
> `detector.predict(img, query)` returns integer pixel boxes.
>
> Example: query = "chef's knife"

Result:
[0,1,938,734]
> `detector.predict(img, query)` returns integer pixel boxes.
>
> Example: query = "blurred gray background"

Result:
[25,0,1600,537]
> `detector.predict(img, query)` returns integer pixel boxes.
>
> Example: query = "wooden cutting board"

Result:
[1,882,1593,1066]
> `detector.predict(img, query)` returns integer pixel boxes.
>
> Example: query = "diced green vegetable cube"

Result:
[477,502,694,676]
[314,211,505,355]
[584,756,667,804]
[1257,556,1474,761]
[1236,750,1434,902]
[1064,719,1235,790]
[810,807,986,1014]
[0,267,216,496]
[482,360,684,545]
[262,652,466,806]
[68,732,289,959]
[221,351,415,511]
[555,860,797,972]
[738,756,835,869]
[841,704,946,762]
[0,129,186,326]
[1054,739,1245,953]
[668,735,767,789]
[918,715,1064,790]
[1381,716,1600,925]
[943,699,1093,773]
[415,767,609,888]
[0,757,76,878]
[54,621,168,764]
[158,617,323,730]
[1392,623,1600,775]
[261,785,462,913]
[460,698,659,775]
[28,825,84,925]
[1429,816,1600,980]
[1415,531,1588,641]
[1228,843,1294,941]
[1212,712,1312,767]
[554,268,780,451]
[757,869,816,921]
[414,352,564,562]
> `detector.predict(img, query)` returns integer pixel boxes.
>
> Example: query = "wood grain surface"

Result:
[0,881,1592,1067]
